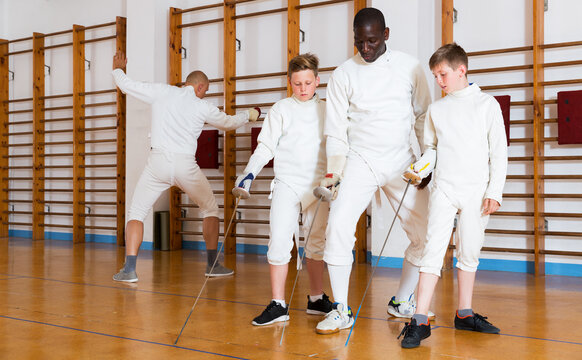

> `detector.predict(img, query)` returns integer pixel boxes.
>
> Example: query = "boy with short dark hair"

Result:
[234,53,333,326]
[399,43,508,348]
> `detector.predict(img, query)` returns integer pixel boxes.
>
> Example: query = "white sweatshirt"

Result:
[325,46,431,173]
[244,95,326,208]
[112,69,249,155]
[424,83,508,203]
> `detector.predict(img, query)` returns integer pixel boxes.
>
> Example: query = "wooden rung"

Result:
[233,7,287,20]
[3,166,33,169]
[229,233,270,239]
[42,105,73,111]
[234,219,269,225]
[44,165,73,169]
[41,189,73,192]
[82,214,116,218]
[38,29,73,38]
[43,224,74,228]
[480,246,534,254]
[485,229,535,235]
[82,139,117,144]
[7,121,33,125]
[540,40,582,49]
[233,133,251,137]
[3,211,32,215]
[7,109,33,114]
[81,126,117,132]
[172,3,222,15]
[80,225,117,230]
[4,36,33,44]
[234,87,287,95]
[82,101,116,108]
[510,119,533,125]
[80,21,117,31]
[542,175,582,179]
[232,71,287,81]
[4,154,32,158]
[42,117,74,123]
[233,102,275,109]
[541,79,582,87]
[42,42,73,50]
[80,89,116,96]
[81,189,116,192]
[297,0,351,9]
[480,82,533,91]
[506,175,534,180]
[237,205,270,210]
[541,194,582,199]
[5,222,32,226]
[6,49,33,56]
[80,164,116,168]
[3,188,32,192]
[44,129,73,134]
[81,151,117,156]
[81,176,116,180]
[4,177,33,180]
[540,250,582,256]
[41,212,72,216]
[42,153,73,157]
[4,97,33,103]
[541,118,558,123]
[509,137,533,143]
[40,93,73,100]
[179,18,224,29]
[81,114,116,120]
[41,141,74,146]
[541,231,582,237]
[80,35,117,44]
[542,59,582,68]
[466,45,533,57]
[511,101,534,106]
[43,200,73,204]
[503,193,534,198]
[3,200,33,203]
[81,201,116,205]
[41,177,72,180]
[3,131,33,136]
[468,64,533,75]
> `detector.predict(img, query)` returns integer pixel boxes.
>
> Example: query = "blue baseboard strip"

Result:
[8,234,581,277]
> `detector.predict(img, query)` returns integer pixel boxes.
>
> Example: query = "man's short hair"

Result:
[288,53,319,77]
[185,70,209,85]
[353,7,386,30]
[429,43,468,71]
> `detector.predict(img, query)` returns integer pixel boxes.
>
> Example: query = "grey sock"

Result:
[207,249,218,266]
[412,314,429,325]
[458,308,473,317]
[123,255,137,273]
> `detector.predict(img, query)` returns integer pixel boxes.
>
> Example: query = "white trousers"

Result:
[420,184,489,276]
[267,180,329,265]
[127,149,220,222]
[323,152,429,266]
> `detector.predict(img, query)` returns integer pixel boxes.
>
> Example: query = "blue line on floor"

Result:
[0,314,250,360]
[3,272,582,347]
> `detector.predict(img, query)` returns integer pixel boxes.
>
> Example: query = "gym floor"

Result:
[1,237,581,359]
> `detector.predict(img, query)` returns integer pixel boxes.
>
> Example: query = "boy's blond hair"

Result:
[288,53,319,77]
[429,42,468,72]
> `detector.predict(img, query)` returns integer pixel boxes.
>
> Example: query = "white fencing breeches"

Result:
[419,185,489,276]
[323,153,429,266]
[267,180,329,265]
[127,149,220,222]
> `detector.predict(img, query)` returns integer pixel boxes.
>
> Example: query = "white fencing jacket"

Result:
[112,69,249,155]
[244,94,326,208]
[424,83,508,203]
[325,46,431,174]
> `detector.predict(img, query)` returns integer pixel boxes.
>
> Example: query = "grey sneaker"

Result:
[205,263,234,277]
[113,269,138,283]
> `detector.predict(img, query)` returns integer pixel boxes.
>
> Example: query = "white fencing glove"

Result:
[247,107,261,122]
[232,172,254,199]
[402,149,436,185]
[317,155,346,201]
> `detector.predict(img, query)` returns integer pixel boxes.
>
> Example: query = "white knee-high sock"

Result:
[395,260,420,302]
[328,264,352,309]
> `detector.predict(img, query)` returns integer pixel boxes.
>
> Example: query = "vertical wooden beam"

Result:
[287,0,300,97]
[223,2,237,257]
[353,0,367,263]
[442,0,454,45]
[169,8,183,250]
[116,16,127,246]
[72,25,86,243]
[0,40,9,237]
[442,0,455,269]
[32,33,45,241]
[532,0,545,276]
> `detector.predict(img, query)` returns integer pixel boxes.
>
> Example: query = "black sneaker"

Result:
[454,312,500,334]
[251,301,289,326]
[398,318,431,349]
[306,293,334,315]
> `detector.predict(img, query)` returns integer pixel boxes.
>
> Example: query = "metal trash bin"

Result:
[154,211,170,251]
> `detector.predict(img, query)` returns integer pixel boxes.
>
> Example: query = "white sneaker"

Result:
[387,294,435,319]
[316,303,354,335]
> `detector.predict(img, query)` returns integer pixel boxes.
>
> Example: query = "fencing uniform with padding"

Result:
[419,83,508,276]
[112,69,250,221]
[323,47,432,267]
[242,95,327,265]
